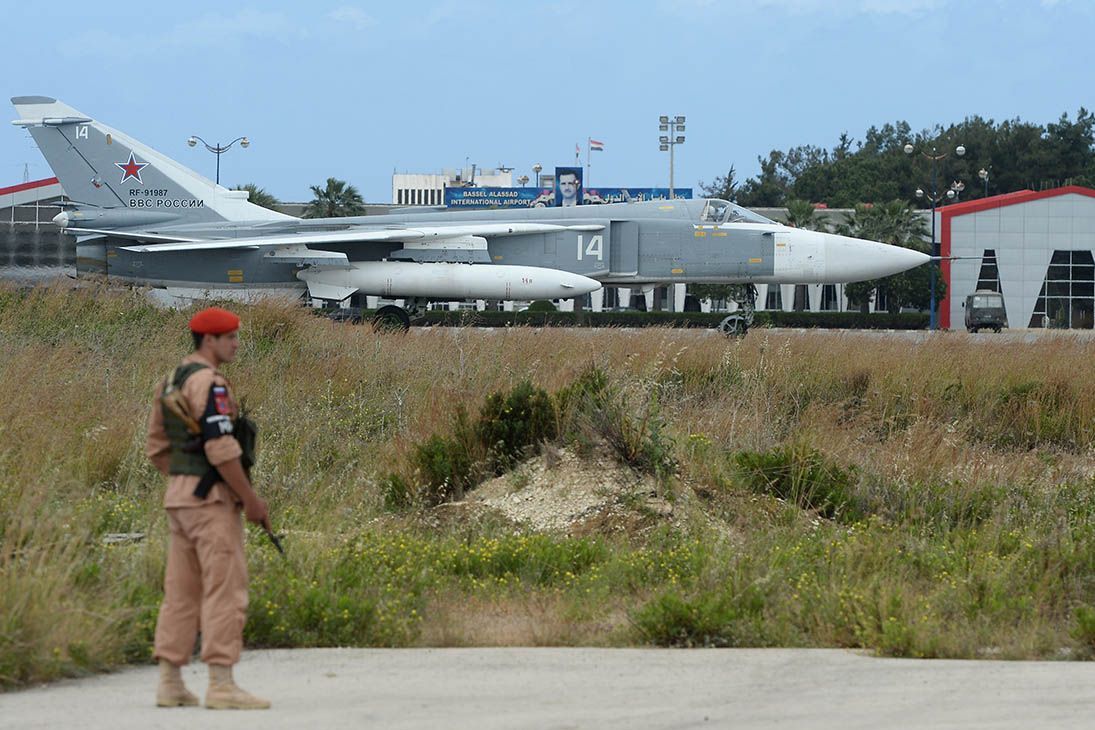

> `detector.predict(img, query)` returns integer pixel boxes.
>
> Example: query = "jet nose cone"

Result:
[560,271,602,295]
[52,211,69,228]
[824,234,930,282]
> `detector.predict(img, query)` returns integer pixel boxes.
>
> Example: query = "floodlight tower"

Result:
[659,115,686,200]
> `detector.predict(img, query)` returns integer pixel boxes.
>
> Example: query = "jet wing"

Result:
[119,222,605,253]
[67,228,205,243]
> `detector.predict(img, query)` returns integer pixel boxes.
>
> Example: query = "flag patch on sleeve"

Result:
[212,386,232,415]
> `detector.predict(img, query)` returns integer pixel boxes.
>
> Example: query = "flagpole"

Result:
[586,138,591,188]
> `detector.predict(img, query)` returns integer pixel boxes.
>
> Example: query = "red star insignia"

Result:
[115,153,149,184]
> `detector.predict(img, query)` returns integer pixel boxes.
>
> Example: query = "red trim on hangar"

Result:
[0,177,60,197]
[937,185,1095,329]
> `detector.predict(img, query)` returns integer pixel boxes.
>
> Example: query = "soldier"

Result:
[146,306,271,710]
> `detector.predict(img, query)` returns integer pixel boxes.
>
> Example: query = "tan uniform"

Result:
[146,352,248,667]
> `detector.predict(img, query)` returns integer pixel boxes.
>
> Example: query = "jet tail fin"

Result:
[10,96,292,227]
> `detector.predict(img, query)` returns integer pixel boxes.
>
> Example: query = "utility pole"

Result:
[187,135,249,185]
[905,141,966,330]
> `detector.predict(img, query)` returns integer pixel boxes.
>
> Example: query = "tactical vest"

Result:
[162,363,216,476]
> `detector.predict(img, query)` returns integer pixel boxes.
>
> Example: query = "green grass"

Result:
[2,284,1095,688]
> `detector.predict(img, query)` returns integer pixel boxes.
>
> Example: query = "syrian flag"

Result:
[589,138,604,152]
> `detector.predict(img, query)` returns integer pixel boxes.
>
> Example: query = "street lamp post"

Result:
[517,175,529,187]
[187,135,250,185]
[659,115,686,200]
[905,141,965,330]
[978,167,991,197]
[532,163,543,189]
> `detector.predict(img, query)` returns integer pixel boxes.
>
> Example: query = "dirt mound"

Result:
[443,445,674,536]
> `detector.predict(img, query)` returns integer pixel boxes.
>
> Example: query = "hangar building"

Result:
[940,185,1095,329]
[0,177,72,278]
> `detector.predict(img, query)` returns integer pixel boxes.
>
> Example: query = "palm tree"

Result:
[783,198,827,231]
[304,178,365,218]
[840,200,926,248]
[232,183,281,211]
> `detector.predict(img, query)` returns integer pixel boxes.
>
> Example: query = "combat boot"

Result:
[156,659,199,707]
[205,664,271,710]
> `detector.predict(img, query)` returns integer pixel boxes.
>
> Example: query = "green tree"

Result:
[698,165,738,201]
[736,151,791,207]
[724,109,1095,209]
[232,183,281,211]
[304,178,365,218]
[838,200,939,314]
[1039,108,1095,186]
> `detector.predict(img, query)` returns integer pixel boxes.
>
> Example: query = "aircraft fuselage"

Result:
[76,198,919,294]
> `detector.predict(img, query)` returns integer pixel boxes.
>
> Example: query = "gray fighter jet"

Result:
[11,96,927,331]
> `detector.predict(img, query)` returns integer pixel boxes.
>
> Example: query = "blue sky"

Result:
[3,0,1092,203]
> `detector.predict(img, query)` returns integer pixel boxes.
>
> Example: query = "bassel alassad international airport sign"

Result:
[445,166,692,209]
[445,186,694,208]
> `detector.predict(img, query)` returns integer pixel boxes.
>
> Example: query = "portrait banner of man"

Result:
[554,166,583,207]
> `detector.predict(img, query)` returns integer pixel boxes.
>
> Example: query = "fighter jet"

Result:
[11,96,928,332]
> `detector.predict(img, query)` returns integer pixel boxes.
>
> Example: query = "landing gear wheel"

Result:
[717,284,757,338]
[718,315,749,338]
[372,305,410,332]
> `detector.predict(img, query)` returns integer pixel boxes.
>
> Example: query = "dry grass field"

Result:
[2,283,1094,688]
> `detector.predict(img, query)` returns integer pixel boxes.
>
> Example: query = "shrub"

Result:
[411,433,473,504]
[554,365,610,422]
[476,381,557,474]
[387,383,560,508]
[557,366,677,480]
[733,445,864,522]
[1072,604,1095,653]
[246,545,422,648]
[380,473,415,511]
[632,586,770,647]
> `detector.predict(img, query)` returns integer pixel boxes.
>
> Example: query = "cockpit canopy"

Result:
[700,199,775,225]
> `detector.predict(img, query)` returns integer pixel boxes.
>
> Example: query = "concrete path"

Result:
[3,648,1094,729]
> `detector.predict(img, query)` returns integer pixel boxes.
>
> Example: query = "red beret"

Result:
[189,307,241,335]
